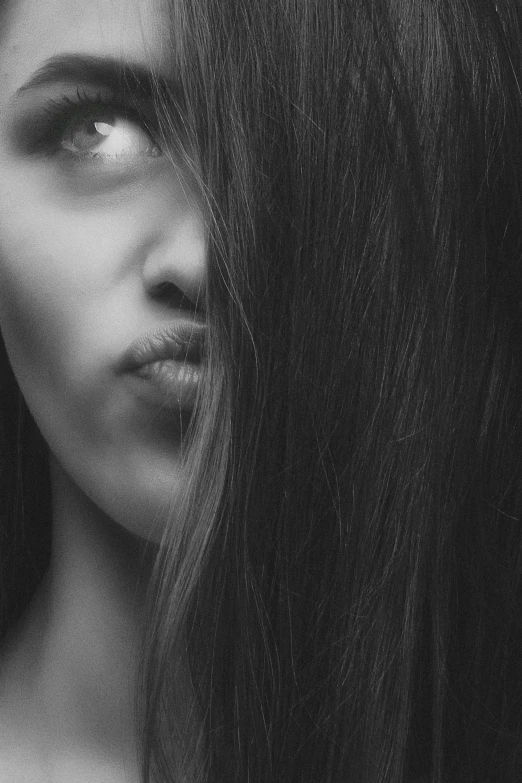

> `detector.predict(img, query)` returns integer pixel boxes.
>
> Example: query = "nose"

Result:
[141,209,207,314]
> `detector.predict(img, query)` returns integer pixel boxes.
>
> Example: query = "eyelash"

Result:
[37,87,160,158]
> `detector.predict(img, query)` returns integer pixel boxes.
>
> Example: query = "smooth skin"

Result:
[0,0,206,780]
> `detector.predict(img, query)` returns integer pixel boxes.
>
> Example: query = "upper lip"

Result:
[118,319,207,373]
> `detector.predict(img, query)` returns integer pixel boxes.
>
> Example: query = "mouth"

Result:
[118,320,206,409]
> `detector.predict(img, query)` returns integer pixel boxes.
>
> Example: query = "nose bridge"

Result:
[141,203,207,305]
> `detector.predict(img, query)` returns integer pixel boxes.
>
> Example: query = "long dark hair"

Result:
[138,0,522,781]
[0,336,51,639]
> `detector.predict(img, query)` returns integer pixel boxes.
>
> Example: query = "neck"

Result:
[0,454,155,778]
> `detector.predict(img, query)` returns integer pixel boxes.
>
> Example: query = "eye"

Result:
[61,108,161,160]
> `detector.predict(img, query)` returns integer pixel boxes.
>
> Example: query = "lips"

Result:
[118,320,206,410]
[119,320,206,373]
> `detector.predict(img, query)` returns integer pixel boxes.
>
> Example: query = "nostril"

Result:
[148,281,203,314]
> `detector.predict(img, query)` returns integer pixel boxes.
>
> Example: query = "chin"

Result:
[49,450,181,546]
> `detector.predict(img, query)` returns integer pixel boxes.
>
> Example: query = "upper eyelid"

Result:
[56,87,160,126]
[60,87,170,143]
[20,87,162,152]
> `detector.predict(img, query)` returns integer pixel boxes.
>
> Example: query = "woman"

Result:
[0,0,521,780]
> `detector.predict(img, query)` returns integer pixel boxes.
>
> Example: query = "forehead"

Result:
[0,0,170,95]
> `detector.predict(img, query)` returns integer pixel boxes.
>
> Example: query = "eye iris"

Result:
[63,112,116,153]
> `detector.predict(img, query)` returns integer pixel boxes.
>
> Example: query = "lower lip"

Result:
[124,359,202,410]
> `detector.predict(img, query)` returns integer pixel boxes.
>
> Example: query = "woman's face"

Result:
[0,0,207,540]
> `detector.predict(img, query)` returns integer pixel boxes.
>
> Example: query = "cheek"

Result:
[0,208,96,396]
[0,167,145,384]
[0,186,138,461]
[0,233,68,396]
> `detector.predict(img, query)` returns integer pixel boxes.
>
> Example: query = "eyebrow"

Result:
[15,53,177,100]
